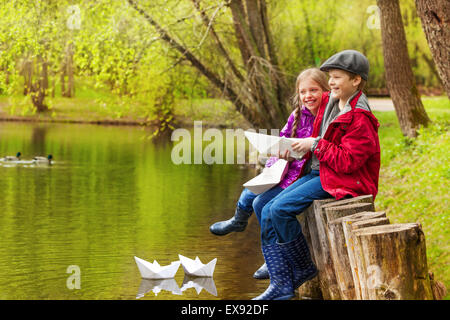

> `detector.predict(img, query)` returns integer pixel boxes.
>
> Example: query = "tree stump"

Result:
[297,213,323,300]
[304,195,374,300]
[325,204,376,300]
[340,212,389,300]
[353,223,434,300]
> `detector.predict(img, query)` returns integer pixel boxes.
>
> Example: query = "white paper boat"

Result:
[181,275,217,296]
[178,254,217,277]
[243,159,289,194]
[245,130,306,159]
[134,256,181,279]
[136,278,182,299]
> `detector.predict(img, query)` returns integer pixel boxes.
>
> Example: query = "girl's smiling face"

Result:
[298,79,324,115]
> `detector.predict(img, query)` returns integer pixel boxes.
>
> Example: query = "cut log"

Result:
[296,213,323,300]
[349,217,391,299]
[304,195,374,300]
[304,199,336,299]
[325,204,376,300]
[340,212,389,300]
[353,223,434,300]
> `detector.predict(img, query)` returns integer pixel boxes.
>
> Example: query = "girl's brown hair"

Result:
[290,68,330,137]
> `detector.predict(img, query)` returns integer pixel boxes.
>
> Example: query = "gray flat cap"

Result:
[320,50,369,81]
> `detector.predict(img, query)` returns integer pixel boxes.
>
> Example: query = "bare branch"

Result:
[126,0,260,126]
[191,0,245,82]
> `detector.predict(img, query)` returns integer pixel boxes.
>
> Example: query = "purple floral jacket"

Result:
[265,106,315,189]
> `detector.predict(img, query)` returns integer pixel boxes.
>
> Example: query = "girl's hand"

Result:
[291,137,315,154]
[278,149,295,162]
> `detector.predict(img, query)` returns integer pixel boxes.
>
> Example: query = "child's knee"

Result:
[269,199,296,223]
[252,196,264,216]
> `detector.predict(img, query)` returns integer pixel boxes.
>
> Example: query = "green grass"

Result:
[374,96,450,299]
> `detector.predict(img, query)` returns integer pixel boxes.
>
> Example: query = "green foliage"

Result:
[271,0,440,90]
[0,0,444,130]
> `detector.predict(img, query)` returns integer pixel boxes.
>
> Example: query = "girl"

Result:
[209,68,330,279]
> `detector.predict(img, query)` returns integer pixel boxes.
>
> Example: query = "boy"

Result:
[253,50,380,300]
[298,49,380,200]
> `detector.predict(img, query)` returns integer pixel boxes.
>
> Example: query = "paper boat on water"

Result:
[134,256,181,279]
[178,254,217,277]
[181,275,217,296]
[136,278,182,299]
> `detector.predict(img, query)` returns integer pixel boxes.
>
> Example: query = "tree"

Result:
[415,0,450,99]
[377,0,431,138]
[126,0,291,129]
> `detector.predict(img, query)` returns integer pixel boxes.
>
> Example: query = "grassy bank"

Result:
[0,79,249,128]
[373,97,449,298]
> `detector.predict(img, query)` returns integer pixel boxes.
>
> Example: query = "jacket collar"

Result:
[329,90,365,123]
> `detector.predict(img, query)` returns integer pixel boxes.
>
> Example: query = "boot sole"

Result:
[209,225,247,236]
[274,294,295,300]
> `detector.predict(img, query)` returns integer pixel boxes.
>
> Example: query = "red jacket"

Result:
[303,91,381,200]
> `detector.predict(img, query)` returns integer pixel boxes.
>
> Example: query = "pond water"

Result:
[0,122,270,300]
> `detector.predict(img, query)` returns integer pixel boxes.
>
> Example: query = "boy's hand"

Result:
[292,138,315,154]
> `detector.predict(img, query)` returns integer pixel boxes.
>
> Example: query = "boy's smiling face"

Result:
[328,69,361,101]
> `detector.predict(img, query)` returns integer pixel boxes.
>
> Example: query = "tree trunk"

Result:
[415,0,450,98]
[325,203,376,300]
[62,42,75,98]
[22,59,33,95]
[341,212,389,300]
[353,223,434,300]
[61,59,66,97]
[305,195,374,300]
[67,43,75,97]
[377,0,431,138]
[30,56,48,112]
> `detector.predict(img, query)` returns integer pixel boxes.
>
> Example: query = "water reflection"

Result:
[181,275,217,297]
[136,279,182,299]
[136,276,217,299]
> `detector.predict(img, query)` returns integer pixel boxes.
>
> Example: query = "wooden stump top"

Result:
[321,195,374,210]
[352,223,421,236]
[351,217,390,230]
[329,211,385,225]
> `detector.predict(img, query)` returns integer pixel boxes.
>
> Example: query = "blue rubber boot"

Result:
[210,206,252,236]
[278,233,318,289]
[253,262,269,279]
[252,244,295,300]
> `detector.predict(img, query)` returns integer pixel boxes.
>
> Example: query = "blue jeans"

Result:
[237,186,284,226]
[259,170,331,245]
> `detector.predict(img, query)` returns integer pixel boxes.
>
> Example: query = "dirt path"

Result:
[368,98,394,112]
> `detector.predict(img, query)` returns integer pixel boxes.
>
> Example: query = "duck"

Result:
[32,154,53,165]
[0,152,22,162]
